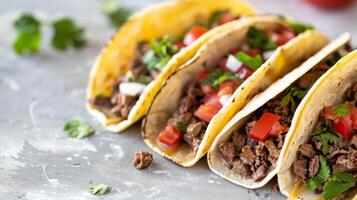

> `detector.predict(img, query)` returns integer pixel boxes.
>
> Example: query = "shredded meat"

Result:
[308,155,319,178]
[218,142,236,165]
[293,159,308,181]
[252,164,269,181]
[132,151,153,170]
[241,145,256,165]
[232,131,246,152]
[298,144,316,159]
[232,160,251,176]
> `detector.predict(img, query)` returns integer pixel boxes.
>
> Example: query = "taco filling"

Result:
[156,23,302,153]
[218,49,348,182]
[90,11,240,120]
[291,83,357,200]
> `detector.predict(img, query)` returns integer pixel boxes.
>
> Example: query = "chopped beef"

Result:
[293,159,308,181]
[254,141,266,157]
[183,122,203,148]
[131,42,150,78]
[265,140,280,161]
[168,112,193,126]
[218,142,236,165]
[313,140,323,151]
[132,151,153,170]
[351,135,357,148]
[296,69,325,89]
[241,145,256,165]
[232,160,251,176]
[332,149,357,173]
[232,131,246,152]
[298,144,316,159]
[308,155,319,177]
[327,149,348,159]
[252,164,269,181]
[179,96,195,113]
[90,95,111,109]
[110,95,138,118]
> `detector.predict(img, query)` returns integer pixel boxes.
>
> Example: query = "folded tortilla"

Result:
[207,33,350,188]
[143,15,331,167]
[86,0,256,132]
[277,50,357,199]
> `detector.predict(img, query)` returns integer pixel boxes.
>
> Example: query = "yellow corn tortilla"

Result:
[277,49,357,199]
[86,0,256,132]
[142,15,331,167]
[207,33,350,188]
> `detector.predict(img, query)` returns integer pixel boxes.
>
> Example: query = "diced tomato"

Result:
[197,72,209,80]
[324,105,338,122]
[194,105,220,123]
[158,125,182,147]
[218,12,237,25]
[201,84,214,94]
[249,112,281,141]
[237,66,254,80]
[306,0,354,9]
[270,121,289,137]
[183,26,208,46]
[271,28,295,46]
[333,116,353,139]
[351,106,357,130]
[217,80,238,97]
[204,93,222,109]
[247,49,261,56]
[219,58,229,72]
[174,40,185,49]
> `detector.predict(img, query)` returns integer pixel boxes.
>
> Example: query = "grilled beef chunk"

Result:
[232,131,246,152]
[219,142,236,165]
[308,155,320,177]
[252,164,269,181]
[133,151,153,170]
[298,144,316,159]
[232,160,251,176]
[352,135,357,148]
[241,145,256,165]
[293,159,308,181]
[265,140,280,161]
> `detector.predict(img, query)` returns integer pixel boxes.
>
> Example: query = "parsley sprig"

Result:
[247,27,277,51]
[312,124,340,155]
[200,69,242,90]
[90,183,109,195]
[101,0,132,28]
[51,18,86,50]
[63,117,94,138]
[280,87,307,112]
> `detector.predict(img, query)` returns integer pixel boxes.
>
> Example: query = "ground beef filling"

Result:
[132,150,153,170]
[166,81,208,153]
[218,92,292,181]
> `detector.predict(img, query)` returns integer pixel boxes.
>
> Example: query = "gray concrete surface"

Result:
[0,0,356,199]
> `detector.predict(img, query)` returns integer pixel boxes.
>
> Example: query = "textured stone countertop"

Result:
[0,0,356,199]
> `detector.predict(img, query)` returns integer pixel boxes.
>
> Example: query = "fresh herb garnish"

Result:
[333,104,350,117]
[51,18,86,50]
[326,52,342,66]
[322,172,356,199]
[203,10,225,28]
[312,125,340,155]
[13,13,41,55]
[101,0,132,28]
[142,36,179,71]
[306,156,330,190]
[201,69,242,90]
[280,87,307,112]
[286,18,314,34]
[63,117,94,138]
[235,51,263,70]
[90,183,109,195]
[129,75,151,85]
[176,122,187,132]
[247,27,277,51]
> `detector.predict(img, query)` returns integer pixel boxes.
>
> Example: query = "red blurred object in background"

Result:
[305,0,355,9]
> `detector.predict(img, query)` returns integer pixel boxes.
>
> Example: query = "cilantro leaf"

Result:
[306,156,330,190]
[13,14,41,55]
[312,125,340,155]
[203,10,225,28]
[90,183,109,195]
[322,173,356,199]
[333,104,350,117]
[129,75,151,85]
[326,52,342,66]
[280,87,307,112]
[51,18,86,51]
[213,71,243,87]
[176,122,187,133]
[235,51,263,71]
[142,36,179,71]
[247,27,277,51]
[63,117,94,138]
[286,18,314,34]
[101,0,132,28]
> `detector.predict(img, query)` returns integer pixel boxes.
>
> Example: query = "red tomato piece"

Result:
[183,26,208,46]
[158,125,182,147]
[218,12,237,25]
[201,84,213,95]
[324,105,338,122]
[305,0,354,9]
[217,80,239,97]
[219,58,229,72]
[247,49,261,56]
[237,66,254,80]
[351,106,357,130]
[204,93,222,109]
[194,105,220,123]
[272,28,295,46]
[333,116,353,139]
[249,112,281,141]
[270,121,289,137]
[174,40,186,49]
[197,71,209,80]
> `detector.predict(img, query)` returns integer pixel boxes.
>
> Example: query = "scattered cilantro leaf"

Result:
[235,51,263,71]
[247,27,277,51]
[201,69,241,90]
[306,156,330,190]
[203,10,225,28]
[142,36,178,71]
[333,104,350,117]
[63,117,94,138]
[101,0,132,28]
[322,172,356,199]
[51,18,86,51]
[280,87,307,112]
[176,122,187,133]
[90,183,109,195]
[312,125,340,155]
[129,75,151,85]
[13,13,41,55]
[286,18,314,34]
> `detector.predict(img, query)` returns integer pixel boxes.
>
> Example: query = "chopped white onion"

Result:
[119,82,146,96]
[263,50,276,60]
[219,95,231,105]
[226,55,243,72]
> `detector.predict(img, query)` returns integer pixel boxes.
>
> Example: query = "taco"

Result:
[277,50,357,199]
[142,15,331,167]
[86,0,256,132]
[207,33,351,187]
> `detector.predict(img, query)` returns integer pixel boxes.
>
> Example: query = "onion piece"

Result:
[263,50,276,60]
[119,82,146,96]
[219,95,231,105]
[226,55,243,72]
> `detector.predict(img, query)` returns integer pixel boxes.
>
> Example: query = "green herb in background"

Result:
[247,26,277,51]
[306,156,330,190]
[312,125,340,155]
[280,87,307,112]
[236,51,263,70]
[286,18,314,34]
[176,122,187,132]
[52,18,86,50]
[90,183,110,195]
[101,0,132,28]
[63,117,94,138]
[13,13,42,55]
[322,172,356,199]
[333,104,350,117]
